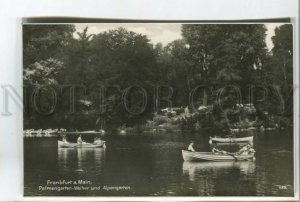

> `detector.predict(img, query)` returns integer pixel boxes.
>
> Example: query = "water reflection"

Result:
[183,161,255,181]
[58,148,106,173]
[182,161,256,195]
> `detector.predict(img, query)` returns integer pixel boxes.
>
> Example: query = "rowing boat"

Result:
[58,130,105,135]
[58,140,105,148]
[209,136,253,144]
[182,150,255,161]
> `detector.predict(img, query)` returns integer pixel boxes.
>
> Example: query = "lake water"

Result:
[24,129,294,196]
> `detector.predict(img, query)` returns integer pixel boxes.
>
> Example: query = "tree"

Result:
[181,25,268,128]
[268,24,293,116]
[23,25,75,129]
[181,24,268,86]
[89,27,156,86]
[271,25,293,91]
[155,39,193,106]
[182,24,268,106]
[63,28,157,127]
[23,25,75,68]
[63,26,94,84]
[24,58,64,86]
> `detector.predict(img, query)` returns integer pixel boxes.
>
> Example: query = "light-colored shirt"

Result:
[238,146,249,155]
[77,137,82,144]
[94,139,102,145]
[188,144,195,152]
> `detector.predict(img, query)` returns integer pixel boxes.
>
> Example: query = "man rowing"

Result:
[236,143,256,155]
[212,145,228,155]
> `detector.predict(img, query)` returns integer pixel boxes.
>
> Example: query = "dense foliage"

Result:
[23,24,293,131]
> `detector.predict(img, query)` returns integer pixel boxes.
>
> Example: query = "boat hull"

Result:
[58,130,105,135]
[209,136,253,144]
[182,150,254,161]
[58,140,105,148]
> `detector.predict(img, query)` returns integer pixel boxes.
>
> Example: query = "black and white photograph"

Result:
[22,22,295,197]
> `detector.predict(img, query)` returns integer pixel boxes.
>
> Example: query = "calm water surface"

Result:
[24,130,294,196]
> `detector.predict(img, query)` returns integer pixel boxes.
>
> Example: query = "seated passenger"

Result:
[77,135,83,144]
[93,137,102,145]
[187,141,195,152]
[62,136,68,143]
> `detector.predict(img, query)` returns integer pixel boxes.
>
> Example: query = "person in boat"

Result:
[62,135,68,143]
[187,141,195,152]
[248,147,256,154]
[77,135,83,144]
[236,144,248,155]
[212,145,227,155]
[247,143,256,154]
[236,143,254,155]
[93,137,102,145]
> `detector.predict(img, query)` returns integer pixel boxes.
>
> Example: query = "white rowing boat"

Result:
[209,136,253,144]
[58,130,105,134]
[58,140,106,148]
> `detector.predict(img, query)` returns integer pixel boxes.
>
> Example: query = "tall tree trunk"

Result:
[203,88,208,106]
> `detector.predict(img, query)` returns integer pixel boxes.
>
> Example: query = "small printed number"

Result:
[278,185,287,190]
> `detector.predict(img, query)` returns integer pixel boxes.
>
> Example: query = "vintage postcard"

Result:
[23,22,295,197]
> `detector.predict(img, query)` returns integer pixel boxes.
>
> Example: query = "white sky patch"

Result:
[75,23,181,46]
[151,29,183,45]
[265,23,285,51]
[75,23,285,50]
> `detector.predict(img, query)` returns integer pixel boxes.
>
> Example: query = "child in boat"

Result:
[187,141,195,152]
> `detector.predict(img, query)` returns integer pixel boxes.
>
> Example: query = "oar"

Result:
[226,152,238,161]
